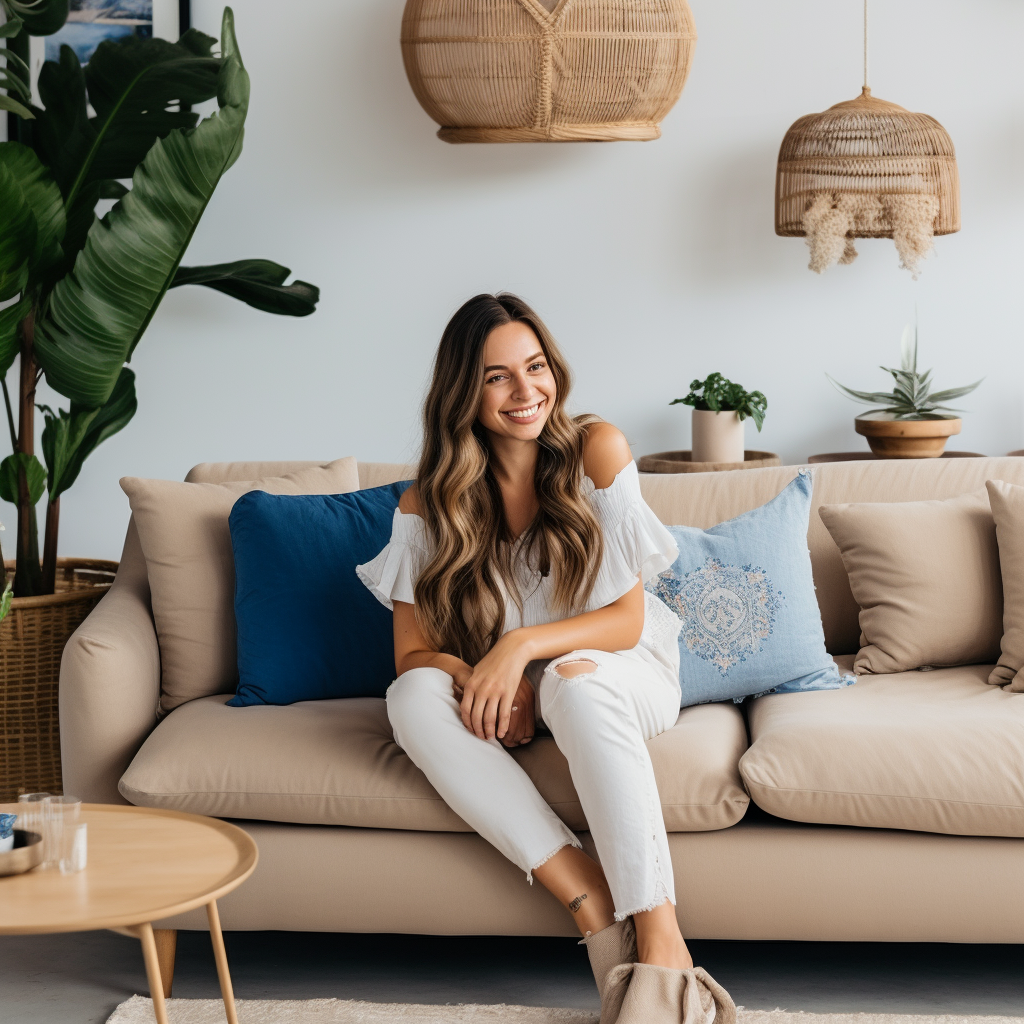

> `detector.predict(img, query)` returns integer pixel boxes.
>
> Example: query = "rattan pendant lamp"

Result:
[775,1,959,276]
[401,0,697,143]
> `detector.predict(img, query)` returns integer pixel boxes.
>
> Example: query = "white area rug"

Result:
[107,997,597,1022]
[106,999,1024,1024]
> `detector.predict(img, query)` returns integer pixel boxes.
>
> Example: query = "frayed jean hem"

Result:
[525,835,583,886]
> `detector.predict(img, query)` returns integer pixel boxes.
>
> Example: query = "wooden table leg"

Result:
[153,929,177,997]
[206,900,239,1024]
[136,922,170,1024]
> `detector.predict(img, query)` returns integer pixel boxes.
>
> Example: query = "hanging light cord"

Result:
[863,0,869,91]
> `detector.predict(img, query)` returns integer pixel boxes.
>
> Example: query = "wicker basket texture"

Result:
[775,87,960,238]
[401,0,697,143]
[0,559,117,801]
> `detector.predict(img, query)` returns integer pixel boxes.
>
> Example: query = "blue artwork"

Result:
[45,1,155,64]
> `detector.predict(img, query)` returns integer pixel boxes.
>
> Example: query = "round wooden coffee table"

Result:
[0,803,257,1024]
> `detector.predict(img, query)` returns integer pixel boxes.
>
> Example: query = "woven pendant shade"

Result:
[401,0,696,144]
[775,87,959,274]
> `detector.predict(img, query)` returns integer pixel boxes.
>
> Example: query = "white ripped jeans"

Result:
[386,647,682,920]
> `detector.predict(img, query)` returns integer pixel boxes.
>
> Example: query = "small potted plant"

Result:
[670,373,767,464]
[827,324,982,459]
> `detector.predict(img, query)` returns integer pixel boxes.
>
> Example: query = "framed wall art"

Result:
[28,0,191,104]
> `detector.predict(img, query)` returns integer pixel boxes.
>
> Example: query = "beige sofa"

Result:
[60,457,1024,943]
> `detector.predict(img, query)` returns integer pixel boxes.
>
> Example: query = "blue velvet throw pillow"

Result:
[646,471,853,707]
[227,481,413,707]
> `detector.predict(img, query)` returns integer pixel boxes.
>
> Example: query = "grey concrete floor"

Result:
[2,931,1023,1024]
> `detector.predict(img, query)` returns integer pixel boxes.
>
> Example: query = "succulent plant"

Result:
[827,324,982,421]
[671,372,767,431]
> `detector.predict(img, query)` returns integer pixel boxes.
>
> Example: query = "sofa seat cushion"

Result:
[741,658,1024,837]
[119,694,750,832]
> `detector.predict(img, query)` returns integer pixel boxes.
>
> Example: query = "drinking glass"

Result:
[42,795,81,871]
[16,792,50,842]
[60,822,88,874]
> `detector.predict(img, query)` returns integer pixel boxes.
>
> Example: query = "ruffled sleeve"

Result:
[355,510,431,610]
[584,461,679,610]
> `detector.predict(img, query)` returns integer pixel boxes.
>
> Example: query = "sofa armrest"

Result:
[59,517,161,803]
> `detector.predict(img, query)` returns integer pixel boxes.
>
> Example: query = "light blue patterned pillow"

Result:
[646,471,854,707]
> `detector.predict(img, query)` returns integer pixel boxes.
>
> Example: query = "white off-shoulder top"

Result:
[355,461,683,669]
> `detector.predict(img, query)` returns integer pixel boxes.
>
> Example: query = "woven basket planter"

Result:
[0,558,117,801]
[776,87,959,273]
[401,0,697,143]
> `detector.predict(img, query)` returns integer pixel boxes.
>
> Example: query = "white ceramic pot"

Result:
[691,409,745,465]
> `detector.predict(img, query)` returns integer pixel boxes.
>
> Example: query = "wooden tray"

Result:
[637,450,781,474]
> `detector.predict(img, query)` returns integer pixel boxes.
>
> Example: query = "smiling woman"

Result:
[409,295,605,666]
[353,293,737,1021]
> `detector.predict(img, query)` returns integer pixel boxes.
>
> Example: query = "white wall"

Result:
[14,0,1024,559]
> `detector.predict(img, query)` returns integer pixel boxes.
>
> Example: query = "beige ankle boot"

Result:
[581,918,637,1004]
[599,962,736,1024]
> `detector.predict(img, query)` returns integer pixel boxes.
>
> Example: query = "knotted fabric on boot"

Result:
[599,963,737,1024]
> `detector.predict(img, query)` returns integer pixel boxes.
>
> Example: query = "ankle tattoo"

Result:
[569,893,588,913]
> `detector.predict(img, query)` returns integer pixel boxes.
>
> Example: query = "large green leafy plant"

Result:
[0,4,318,597]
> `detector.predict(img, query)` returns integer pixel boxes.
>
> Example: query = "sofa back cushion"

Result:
[819,489,1001,673]
[985,479,1024,692]
[124,458,361,712]
[227,482,413,707]
[639,457,1024,654]
[191,456,1024,657]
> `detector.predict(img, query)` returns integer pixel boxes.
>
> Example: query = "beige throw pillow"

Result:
[985,480,1024,691]
[121,458,360,712]
[818,489,1001,674]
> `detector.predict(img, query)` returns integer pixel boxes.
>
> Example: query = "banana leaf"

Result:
[0,451,46,504]
[171,260,320,316]
[0,295,30,376]
[6,0,68,36]
[34,7,249,409]
[71,33,219,198]
[0,142,65,276]
[40,367,137,500]
[0,18,33,119]
[32,46,94,196]
[0,158,37,302]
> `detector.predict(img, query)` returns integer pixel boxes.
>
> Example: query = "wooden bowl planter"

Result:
[854,417,961,459]
[401,0,697,143]
[0,559,117,801]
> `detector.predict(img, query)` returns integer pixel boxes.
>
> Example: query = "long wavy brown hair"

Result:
[414,293,604,664]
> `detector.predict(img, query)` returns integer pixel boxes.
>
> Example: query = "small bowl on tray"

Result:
[0,830,43,877]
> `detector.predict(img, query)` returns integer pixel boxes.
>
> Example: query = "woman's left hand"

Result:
[460,632,531,741]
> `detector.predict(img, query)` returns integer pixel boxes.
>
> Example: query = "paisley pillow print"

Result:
[647,471,853,707]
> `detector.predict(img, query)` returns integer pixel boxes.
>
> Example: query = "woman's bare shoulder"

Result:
[398,482,424,516]
[582,421,633,489]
